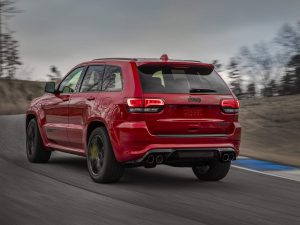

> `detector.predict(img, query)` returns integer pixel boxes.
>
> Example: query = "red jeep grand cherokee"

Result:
[26,55,241,183]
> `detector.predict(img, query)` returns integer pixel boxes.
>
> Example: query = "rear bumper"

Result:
[125,147,236,167]
[112,121,241,163]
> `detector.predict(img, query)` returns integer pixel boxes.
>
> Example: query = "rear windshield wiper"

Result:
[189,88,216,93]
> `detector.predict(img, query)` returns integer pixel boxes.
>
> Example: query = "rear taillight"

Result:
[144,99,164,107]
[126,98,164,113]
[221,99,239,114]
[127,98,144,107]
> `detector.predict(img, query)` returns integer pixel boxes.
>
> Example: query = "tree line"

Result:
[214,21,300,98]
[1,0,299,99]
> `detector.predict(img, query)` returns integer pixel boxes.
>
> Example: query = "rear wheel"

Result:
[192,161,231,181]
[26,118,51,163]
[87,127,124,183]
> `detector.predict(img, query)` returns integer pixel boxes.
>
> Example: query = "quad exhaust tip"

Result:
[144,150,235,166]
[146,154,155,165]
[155,154,164,164]
[144,154,164,167]
[221,153,235,162]
[222,153,230,162]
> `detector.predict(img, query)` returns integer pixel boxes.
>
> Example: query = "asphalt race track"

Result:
[0,115,299,225]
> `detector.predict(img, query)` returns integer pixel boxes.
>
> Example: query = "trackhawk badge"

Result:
[188,97,201,103]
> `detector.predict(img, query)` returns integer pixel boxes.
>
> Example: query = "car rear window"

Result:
[138,65,231,95]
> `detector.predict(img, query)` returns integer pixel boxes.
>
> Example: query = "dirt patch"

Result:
[240,95,300,167]
[0,78,45,115]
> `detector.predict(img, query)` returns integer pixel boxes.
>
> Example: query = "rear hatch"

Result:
[135,62,238,137]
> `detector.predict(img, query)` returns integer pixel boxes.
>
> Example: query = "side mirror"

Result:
[45,82,56,93]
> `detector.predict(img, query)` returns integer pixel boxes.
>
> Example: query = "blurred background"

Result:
[0,0,299,166]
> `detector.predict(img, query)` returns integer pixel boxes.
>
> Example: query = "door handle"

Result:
[86,96,95,101]
[62,97,69,101]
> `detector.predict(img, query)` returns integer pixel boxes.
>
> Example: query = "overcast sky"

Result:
[9,0,300,80]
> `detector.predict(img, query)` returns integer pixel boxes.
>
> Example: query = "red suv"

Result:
[26,55,241,183]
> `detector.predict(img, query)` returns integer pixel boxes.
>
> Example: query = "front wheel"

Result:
[192,161,231,181]
[87,127,124,183]
[26,118,51,163]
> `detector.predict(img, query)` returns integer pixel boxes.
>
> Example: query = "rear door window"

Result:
[102,66,122,91]
[80,65,104,92]
[138,65,231,94]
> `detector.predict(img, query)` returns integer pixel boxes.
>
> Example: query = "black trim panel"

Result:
[156,134,228,138]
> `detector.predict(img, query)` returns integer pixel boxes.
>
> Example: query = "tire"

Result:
[87,127,124,183]
[26,118,51,163]
[192,161,231,181]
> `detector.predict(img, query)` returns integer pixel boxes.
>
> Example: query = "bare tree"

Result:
[262,79,278,97]
[47,66,62,83]
[227,57,242,97]
[0,0,21,77]
[275,23,300,57]
[253,43,274,96]
[2,30,21,77]
[211,59,223,72]
[237,43,274,97]
[280,54,300,95]
[275,22,300,95]
[246,83,256,98]
[227,21,300,97]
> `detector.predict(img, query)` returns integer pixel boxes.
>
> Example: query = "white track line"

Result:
[232,165,300,182]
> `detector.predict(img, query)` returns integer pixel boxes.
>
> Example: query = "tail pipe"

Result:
[222,153,230,162]
[144,154,156,168]
[221,152,235,162]
[155,154,164,164]
[146,154,155,164]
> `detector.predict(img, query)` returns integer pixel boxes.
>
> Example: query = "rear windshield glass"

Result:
[138,65,231,94]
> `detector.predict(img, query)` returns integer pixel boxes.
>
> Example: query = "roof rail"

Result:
[92,57,137,61]
[92,57,202,63]
[137,58,202,63]
[181,59,202,63]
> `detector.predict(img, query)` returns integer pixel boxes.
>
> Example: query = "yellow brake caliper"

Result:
[91,144,98,160]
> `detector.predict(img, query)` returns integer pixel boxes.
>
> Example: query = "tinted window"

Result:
[102,66,122,91]
[59,67,84,93]
[138,65,230,94]
[80,65,104,92]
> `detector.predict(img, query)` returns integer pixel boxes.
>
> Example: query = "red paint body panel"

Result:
[26,58,241,163]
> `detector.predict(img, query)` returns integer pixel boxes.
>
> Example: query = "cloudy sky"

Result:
[9,0,300,80]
